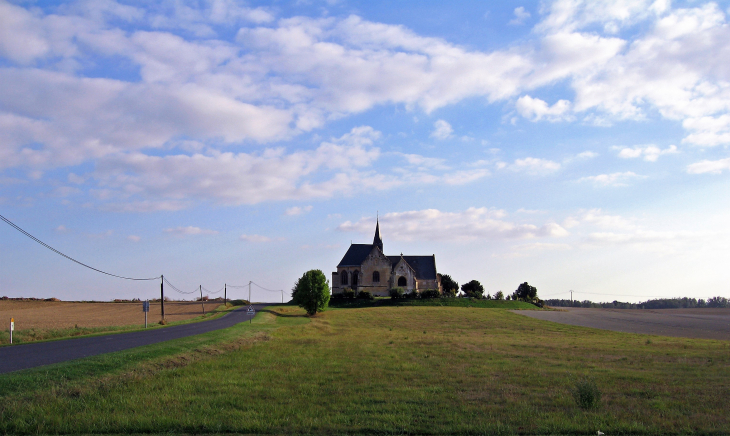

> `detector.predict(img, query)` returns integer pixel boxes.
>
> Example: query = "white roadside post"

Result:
[10,318,14,344]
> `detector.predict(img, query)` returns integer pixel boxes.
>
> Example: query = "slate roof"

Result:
[338,245,438,281]
[337,244,375,267]
[388,255,438,280]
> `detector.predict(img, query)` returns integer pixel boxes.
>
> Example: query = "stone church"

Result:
[331,220,442,296]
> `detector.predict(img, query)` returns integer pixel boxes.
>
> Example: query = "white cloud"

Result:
[285,205,313,215]
[240,234,281,243]
[687,157,730,175]
[509,7,532,25]
[430,119,453,139]
[398,153,450,170]
[337,208,569,242]
[91,126,387,207]
[163,226,219,236]
[576,151,599,159]
[55,225,68,233]
[569,209,637,231]
[616,144,678,162]
[127,235,141,242]
[515,95,573,122]
[502,157,562,175]
[577,171,645,187]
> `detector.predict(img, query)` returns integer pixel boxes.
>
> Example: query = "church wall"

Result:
[358,248,393,296]
[392,258,416,291]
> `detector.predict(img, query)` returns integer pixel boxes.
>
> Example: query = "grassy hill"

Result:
[1,304,728,434]
[329,296,539,309]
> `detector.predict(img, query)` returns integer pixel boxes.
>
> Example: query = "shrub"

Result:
[292,269,331,316]
[342,288,356,299]
[230,299,250,306]
[406,289,420,299]
[389,287,405,299]
[420,289,440,299]
[572,377,601,409]
[357,290,374,300]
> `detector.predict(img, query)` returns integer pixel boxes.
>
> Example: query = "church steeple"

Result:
[373,216,383,251]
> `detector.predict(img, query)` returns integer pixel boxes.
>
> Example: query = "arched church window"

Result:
[341,271,348,285]
[372,271,380,283]
[398,276,407,287]
[352,270,359,287]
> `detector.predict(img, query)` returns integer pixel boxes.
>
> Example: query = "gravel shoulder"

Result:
[514,307,730,340]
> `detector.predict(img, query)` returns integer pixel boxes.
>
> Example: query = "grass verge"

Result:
[1,304,728,434]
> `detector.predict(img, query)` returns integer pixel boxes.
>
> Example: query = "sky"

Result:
[1,0,730,303]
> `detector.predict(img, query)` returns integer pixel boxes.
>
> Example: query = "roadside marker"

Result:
[142,300,150,328]
[10,318,14,344]
[247,305,255,324]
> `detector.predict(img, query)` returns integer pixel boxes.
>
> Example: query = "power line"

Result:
[201,285,222,294]
[0,213,159,281]
[163,277,198,294]
[251,281,283,292]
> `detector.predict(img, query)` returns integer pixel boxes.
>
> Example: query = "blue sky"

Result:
[2,0,730,303]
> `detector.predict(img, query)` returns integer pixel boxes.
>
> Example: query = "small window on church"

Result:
[341,271,348,285]
[372,271,380,283]
[398,276,407,287]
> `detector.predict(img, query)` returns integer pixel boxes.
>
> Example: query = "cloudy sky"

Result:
[2,0,730,302]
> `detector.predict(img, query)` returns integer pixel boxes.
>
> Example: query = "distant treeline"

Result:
[545,296,729,309]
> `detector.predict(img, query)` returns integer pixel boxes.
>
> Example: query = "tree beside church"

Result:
[331,220,442,296]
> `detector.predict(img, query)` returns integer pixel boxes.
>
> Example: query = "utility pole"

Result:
[161,275,165,320]
[224,283,227,307]
[570,290,573,303]
[249,281,252,304]
[281,290,284,304]
[200,285,205,314]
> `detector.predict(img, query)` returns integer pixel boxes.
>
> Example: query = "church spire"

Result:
[373,215,383,251]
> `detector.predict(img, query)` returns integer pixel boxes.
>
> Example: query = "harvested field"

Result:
[516,306,730,340]
[0,300,225,331]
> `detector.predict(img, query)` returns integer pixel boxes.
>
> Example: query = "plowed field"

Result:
[0,300,224,331]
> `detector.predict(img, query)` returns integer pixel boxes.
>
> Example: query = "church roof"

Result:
[337,244,375,267]
[387,255,438,280]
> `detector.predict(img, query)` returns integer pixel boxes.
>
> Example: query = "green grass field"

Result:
[1,304,728,435]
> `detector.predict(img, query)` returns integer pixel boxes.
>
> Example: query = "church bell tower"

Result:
[373,218,383,252]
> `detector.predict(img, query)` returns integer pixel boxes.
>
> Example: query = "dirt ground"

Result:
[0,300,226,331]
[516,307,730,340]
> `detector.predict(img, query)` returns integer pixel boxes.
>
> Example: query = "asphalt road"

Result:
[515,307,730,340]
[0,304,266,374]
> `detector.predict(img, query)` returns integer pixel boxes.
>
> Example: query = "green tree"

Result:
[461,280,484,299]
[514,282,538,301]
[292,269,330,315]
[494,290,504,300]
[440,274,459,297]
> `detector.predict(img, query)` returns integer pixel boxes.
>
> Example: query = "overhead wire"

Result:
[251,281,283,292]
[163,277,199,295]
[1,213,159,281]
